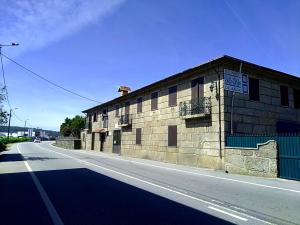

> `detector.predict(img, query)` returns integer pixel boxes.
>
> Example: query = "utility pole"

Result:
[7,108,18,139]
[0,42,19,139]
[7,109,12,139]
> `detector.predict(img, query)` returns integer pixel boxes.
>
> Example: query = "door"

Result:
[112,130,121,154]
[100,133,106,151]
[91,132,95,150]
[278,136,300,181]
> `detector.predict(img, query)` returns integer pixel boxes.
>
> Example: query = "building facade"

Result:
[81,55,300,170]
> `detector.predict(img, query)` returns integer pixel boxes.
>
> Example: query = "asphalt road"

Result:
[0,142,300,225]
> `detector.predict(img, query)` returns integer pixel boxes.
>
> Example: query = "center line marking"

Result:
[38,143,273,225]
[208,206,248,221]
[17,144,64,225]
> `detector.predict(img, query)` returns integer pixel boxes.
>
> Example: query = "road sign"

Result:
[224,69,249,94]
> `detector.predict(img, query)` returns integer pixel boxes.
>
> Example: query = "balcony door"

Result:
[191,77,204,100]
[191,77,204,115]
[125,101,130,115]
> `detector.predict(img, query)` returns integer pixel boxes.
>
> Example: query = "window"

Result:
[191,77,204,100]
[125,101,130,114]
[280,85,289,106]
[93,112,97,122]
[294,89,300,109]
[115,105,119,117]
[249,78,260,101]
[169,86,177,106]
[137,97,143,113]
[168,125,177,147]
[136,128,142,145]
[151,92,158,110]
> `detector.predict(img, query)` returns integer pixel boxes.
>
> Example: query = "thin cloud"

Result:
[0,0,125,56]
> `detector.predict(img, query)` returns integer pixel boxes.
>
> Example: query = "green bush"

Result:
[0,137,32,152]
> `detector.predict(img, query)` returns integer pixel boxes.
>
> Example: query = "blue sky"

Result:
[0,0,299,131]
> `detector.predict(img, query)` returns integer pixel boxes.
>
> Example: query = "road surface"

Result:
[0,142,300,225]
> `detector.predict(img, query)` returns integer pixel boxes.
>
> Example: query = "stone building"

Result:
[81,55,300,171]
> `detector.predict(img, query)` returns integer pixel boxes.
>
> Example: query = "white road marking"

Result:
[40,144,273,225]
[17,144,64,225]
[49,143,300,194]
[208,206,248,221]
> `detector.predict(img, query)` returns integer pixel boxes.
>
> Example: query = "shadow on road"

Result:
[0,153,59,162]
[0,168,234,225]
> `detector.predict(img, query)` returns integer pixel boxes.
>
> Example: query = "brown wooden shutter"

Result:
[136,128,142,145]
[249,78,260,101]
[169,86,177,106]
[294,89,300,109]
[198,77,204,98]
[280,86,289,106]
[168,125,177,147]
[125,101,130,114]
[137,97,143,113]
[115,105,119,117]
[151,92,158,110]
[191,77,204,100]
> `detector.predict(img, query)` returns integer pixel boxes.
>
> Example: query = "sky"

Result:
[0,0,299,131]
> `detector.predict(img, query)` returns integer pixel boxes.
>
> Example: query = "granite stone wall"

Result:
[56,138,81,149]
[224,140,278,178]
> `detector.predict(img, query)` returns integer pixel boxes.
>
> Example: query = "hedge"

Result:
[0,137,32,151]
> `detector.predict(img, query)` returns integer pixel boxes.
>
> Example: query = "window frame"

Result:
[151,92,158,111]
[168,125,177,147]
[293,88,300,109]
[280,85,289,107]
[168,85,177,107]
[249,77,260,101]
[115,104,119,117]
[137,97,143,113]
[136,128,142,145]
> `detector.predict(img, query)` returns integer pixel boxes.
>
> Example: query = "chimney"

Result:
[118,86,131,96]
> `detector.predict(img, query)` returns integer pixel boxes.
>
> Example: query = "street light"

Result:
[0,43,19,47]
[7,108,18,139]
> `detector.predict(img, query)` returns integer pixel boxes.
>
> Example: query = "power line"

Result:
[1,53,101,104]
[0,47,26,124]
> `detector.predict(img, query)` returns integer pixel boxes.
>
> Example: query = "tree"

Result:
[0,87,8,125]
[60,115,85,138]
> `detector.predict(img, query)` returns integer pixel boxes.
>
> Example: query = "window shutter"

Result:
[169,86,177,106]
[294,89,300,109]
[249,78,260,101]
[168,125,177,147]
[280,86,289,106]
[191,77,204,100]
[136,128,142,145]
[151,92,158,110]
[125,101,130,114]
[137,97,143,113]
[115,105,119,117]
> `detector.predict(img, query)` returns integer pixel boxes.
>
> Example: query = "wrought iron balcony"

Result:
[179,97,211,119]
[119,114,132,127]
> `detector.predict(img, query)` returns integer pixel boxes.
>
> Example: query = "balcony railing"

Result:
[119,114,132,127]
[179,97,211,119]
